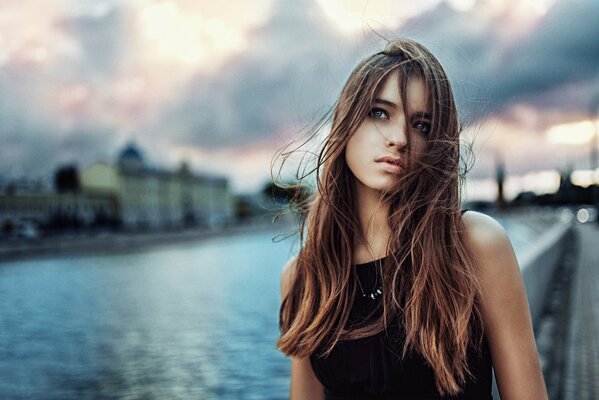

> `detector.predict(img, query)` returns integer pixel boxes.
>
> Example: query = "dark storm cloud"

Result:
[2,0,599,182]
[0,64,119,177]
[161,0,599,150]
[0,70,61,178]
[160,0,367,148]
[408,0,599,118]
[485,0,599,111]
[0,5,128,180]
[0,117,118,179]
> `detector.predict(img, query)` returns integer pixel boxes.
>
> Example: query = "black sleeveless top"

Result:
[307,211,493,399]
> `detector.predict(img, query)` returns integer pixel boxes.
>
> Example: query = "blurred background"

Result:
[0,0,598,399]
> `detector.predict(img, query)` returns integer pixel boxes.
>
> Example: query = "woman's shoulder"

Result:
[461,211,521,290]
[460,214,547,397]
[461,210,513,264]
[461,210,509,245]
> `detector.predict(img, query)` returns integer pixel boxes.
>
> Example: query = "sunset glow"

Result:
[0,3,77,67]
[315,0,437,33]
[0,0,597,196]
[137,1,246,67]
[447,0,476,12]
[465,169,561,202]
[486,0,557,16]
[546,120,598,145]
[571,169,599,187]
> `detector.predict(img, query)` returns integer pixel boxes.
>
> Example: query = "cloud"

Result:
[1,0,599,192]
[406,0,599,118]
[484,0,599,111]
[57,5,128,79]
[159,0,358,148]
[162,0,599,150]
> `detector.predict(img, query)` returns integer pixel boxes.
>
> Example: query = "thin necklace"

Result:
[355,263,383,300]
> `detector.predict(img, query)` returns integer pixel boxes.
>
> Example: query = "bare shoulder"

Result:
[461,210,521,286]
[281,255,299,298]
[461,213,549,398]
[460,211,532,312]
[461,210,512,264]
[462,210,508,245]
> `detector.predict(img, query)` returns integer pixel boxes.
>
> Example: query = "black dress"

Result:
[308,257,493,399]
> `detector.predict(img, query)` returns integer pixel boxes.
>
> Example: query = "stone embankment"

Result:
[0,216,294,263]
[492,218,599,399]
[561,224,599,400]
[491,214,576,399]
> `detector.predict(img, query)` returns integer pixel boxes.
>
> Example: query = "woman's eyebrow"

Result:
[411,111,432,120]
[373,98,398,108]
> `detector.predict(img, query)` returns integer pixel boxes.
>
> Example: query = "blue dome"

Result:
[118,143,144,163]
[117,143,145,172]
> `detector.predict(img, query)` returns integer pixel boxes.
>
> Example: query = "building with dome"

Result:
[80,143,234,230]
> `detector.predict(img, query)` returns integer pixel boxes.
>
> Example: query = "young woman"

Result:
[275,39,548,399]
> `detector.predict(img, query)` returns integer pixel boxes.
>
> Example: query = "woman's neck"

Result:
[353,182,392,263]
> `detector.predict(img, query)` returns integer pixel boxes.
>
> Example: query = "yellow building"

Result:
[0,187,117,235]
[80,144,234,230]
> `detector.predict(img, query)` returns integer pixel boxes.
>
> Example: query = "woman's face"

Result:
[344,71,430,194]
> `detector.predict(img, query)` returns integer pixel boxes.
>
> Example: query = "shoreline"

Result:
[0,209,569,265]
[0,217,297,264]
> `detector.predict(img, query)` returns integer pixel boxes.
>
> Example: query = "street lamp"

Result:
[590,95,599,222]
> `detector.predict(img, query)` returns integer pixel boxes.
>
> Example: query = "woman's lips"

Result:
[375,155,403,174]
[377,161,403,174]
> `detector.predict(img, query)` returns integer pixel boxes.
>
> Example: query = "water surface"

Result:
[0,229,297,399]
[0,214,551,399]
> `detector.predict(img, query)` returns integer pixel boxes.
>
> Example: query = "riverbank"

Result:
[0,208,567,265]
[0,215,296,264]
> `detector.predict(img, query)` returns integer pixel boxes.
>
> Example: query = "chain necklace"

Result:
[355,262,383,300]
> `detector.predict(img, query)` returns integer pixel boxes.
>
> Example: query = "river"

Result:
[0,213,557,399]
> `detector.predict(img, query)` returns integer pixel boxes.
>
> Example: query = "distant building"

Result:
[80,143,234,230]
[0,143,234,235]
[0,184,117,235]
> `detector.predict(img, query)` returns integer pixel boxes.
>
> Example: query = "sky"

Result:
[1,0,598,197]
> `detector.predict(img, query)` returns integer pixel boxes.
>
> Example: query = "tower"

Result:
[495,152,506,209]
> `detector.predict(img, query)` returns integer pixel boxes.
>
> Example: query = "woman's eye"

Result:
[368,108,389,120]
[413,121,431,134]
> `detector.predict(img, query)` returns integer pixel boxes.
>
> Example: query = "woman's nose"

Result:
[384,124,408,148]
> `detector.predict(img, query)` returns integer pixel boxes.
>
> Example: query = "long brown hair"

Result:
[274,38,484,396]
